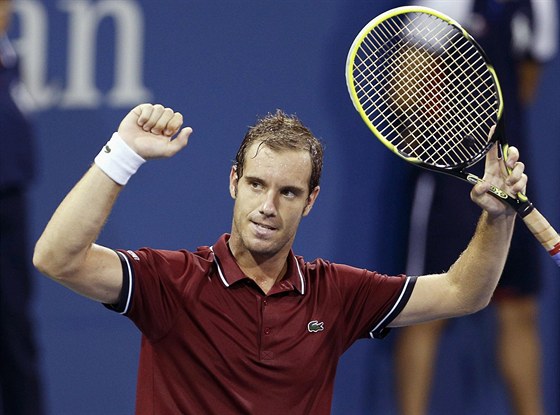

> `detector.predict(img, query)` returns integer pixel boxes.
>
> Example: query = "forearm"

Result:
[33,105,190,302]
[447,211,515,313]
[393,146,526,326]
[33,165,122,280]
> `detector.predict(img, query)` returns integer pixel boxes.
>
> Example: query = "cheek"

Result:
[231,201,246,233]
[282,205,305,226]
[233,190,257,216]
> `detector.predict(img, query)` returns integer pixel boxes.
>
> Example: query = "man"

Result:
[0,0,44,413]
[34,103,526,414]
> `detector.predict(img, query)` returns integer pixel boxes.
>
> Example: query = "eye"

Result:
[250,181,263,190]
[281,188,300,199]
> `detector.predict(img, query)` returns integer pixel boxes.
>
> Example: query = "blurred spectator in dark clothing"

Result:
[394,1,558,415]
[0,0,44,413]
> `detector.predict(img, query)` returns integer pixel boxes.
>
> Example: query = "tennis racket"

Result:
[345,6,560,266]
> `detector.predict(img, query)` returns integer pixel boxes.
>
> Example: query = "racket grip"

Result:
[521,208,560,267]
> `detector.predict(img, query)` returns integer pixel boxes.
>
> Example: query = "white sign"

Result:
[13,0,152,110]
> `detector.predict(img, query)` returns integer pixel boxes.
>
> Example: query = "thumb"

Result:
[164,127,193,157]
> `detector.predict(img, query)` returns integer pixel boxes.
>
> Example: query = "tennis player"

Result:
[34,103,526,414]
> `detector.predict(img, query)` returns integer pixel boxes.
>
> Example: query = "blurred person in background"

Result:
[0,0,44,413]
[394,1,558,415]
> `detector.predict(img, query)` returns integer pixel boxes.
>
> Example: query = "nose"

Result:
[259,191,278,217]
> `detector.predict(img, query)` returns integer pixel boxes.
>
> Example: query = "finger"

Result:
[488,124,496,141]
[505,146,520,170]
[472,178,491,197]
[505,160,524,183]
[141,104,165,132]
[131,103,145,117]
[164,127,193,157]
[507,166,528,195]
[164,112,184,137]
[150,107,175,135]
[503,146,526,192]
[512,173,528,195]
[135,103,154,127]
[519,174,528,194]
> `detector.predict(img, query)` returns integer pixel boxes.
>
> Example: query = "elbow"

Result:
[449,280,493,316]
[447,266,498,317]
[33,239,72,282]
[457,294,492,316]
[33,240,56,278]
[468,297,491,315]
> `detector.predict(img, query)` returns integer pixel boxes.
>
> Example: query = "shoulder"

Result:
[119,245,214,274]
[300,256,403,284]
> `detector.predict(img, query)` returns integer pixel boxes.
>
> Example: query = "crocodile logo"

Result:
[307,320,325,333]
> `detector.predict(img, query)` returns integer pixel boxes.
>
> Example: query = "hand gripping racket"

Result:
[345,6,560,266]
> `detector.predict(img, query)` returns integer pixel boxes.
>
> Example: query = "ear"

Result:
[302,186,320,216]
[229,166,238,199]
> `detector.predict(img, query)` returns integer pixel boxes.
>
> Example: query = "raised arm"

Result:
[33,104,192,303]
[391,143,527,326]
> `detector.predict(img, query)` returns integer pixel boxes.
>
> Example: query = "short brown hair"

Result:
[234,110,324,194]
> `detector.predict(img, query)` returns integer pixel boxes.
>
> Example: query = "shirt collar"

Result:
[210,234,305,295]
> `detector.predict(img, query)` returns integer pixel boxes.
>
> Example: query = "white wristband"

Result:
[94,132,146,185]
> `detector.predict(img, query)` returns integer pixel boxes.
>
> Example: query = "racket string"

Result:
[356,39,492,162]
[359,16,492,160]
[393,39,493,164]
[351,11,499,168]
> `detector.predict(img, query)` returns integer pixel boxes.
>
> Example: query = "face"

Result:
[228,142,320,261]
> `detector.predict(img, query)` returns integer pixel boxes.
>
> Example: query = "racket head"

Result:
[346,6,505,173]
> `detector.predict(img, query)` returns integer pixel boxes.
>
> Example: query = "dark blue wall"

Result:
[8,1,559,414]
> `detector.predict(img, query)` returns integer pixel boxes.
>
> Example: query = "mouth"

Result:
[251,221,278,236]
[252,221,277,230]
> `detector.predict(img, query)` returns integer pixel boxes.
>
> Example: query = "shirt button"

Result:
[264,327,271,335]
[263,300,268,306]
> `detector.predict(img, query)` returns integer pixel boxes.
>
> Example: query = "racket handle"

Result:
[521,208,560,267]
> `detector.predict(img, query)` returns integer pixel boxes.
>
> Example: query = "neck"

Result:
[228,243,289,294]
[244,261,288,294]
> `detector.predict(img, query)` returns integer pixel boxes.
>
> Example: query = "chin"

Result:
[247,241,278,257]
[246,235,288,258]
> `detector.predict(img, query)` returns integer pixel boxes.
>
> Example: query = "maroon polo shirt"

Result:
[108,234,415,414]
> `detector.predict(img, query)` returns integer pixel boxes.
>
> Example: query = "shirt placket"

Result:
[258,296,275,361]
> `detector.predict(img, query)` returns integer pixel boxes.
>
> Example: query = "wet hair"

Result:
[234,110,324,194]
